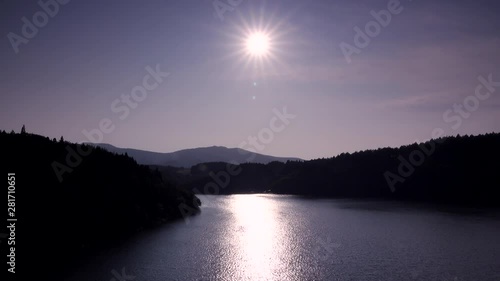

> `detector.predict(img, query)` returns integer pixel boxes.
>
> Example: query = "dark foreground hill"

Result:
[171,133,500,206]
[0,130,200,280]
[91,143,302,167]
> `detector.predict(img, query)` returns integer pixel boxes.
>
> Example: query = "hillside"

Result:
[0,130,200,279]
[172,133,500,206]
[90,143,302,167]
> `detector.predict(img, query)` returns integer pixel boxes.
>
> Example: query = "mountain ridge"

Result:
[88,143,302,167]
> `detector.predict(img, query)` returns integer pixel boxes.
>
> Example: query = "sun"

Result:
[245,32,271,57]
[217,7,295,78]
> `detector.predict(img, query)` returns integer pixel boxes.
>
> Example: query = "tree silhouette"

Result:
[1,131,201,279]
[174,133,500,206]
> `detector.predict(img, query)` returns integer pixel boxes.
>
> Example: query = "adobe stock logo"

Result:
[339,0,406,64]
[212,0,244,21]
[384,73,500,192]
[51,64,170,183]
[178,106,297,224]
[7,0,71,54]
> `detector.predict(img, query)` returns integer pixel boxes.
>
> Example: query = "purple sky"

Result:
[1,0,499,160]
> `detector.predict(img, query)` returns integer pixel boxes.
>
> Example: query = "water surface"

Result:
[66,195,500,281]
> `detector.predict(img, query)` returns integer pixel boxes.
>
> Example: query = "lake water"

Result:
[66,195,500,281]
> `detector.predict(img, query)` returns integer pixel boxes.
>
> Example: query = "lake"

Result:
[65,195,500,281]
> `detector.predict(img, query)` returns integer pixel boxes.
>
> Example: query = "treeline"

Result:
[165,133,500,206]
[0,129,200,280]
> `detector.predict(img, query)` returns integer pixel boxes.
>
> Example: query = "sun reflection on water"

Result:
[230,195,281,280]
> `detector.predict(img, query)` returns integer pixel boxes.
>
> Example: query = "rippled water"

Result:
[66,195,500,281]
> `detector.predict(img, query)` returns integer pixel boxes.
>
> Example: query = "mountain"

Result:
[89,143,302,167]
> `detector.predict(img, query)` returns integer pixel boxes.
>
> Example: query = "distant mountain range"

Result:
[89,143,302,167]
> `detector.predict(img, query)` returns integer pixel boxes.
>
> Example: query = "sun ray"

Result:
[206,4,300,83]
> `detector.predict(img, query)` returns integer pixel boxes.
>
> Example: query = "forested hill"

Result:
[90,143,302,167]
[171,133,500,206]
[0,129,200,280]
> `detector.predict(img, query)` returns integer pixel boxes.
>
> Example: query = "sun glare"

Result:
[246,32,270,57]
[217,8,294,79]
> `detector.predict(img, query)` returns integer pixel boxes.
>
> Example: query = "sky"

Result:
[1,0,499,160]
